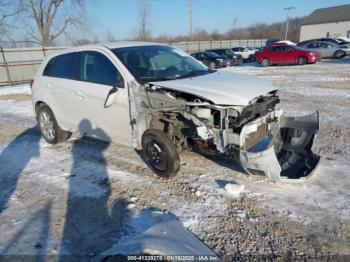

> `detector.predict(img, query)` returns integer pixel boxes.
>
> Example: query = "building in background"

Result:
[300,4,350,41]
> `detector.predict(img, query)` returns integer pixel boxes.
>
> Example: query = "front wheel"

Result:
[142,129,180,178]
[297,56,307,65]
[37,105,70,144]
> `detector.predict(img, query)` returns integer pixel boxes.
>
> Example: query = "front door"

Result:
[75,50,132,145]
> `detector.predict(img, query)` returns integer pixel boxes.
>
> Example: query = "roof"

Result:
[302,4,350,25]
[103,41,162,49]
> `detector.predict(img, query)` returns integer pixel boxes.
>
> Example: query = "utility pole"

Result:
[189,0,193,41]
[284,6,295,40]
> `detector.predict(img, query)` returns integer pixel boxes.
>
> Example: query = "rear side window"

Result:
[80,51,121,86]
[43,53,79,79]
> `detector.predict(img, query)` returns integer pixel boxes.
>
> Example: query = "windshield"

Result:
[224,49,234,55]
[112,45,211,83]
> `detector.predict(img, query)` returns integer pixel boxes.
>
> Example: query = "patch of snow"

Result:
[0,84,31,96]
[224,183,244,197]
[126,204,135,209]
[0,100,35,126]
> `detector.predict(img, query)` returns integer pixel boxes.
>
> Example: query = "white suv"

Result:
[32,42,320,181]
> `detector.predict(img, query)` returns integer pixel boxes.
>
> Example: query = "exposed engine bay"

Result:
[128,78,320,181]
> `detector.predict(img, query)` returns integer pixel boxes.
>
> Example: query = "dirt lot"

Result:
[0,58,349,261]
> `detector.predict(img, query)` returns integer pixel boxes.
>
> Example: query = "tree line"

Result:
[0,0,304,48]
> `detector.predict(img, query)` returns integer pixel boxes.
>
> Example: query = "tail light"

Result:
[29,79,34,89]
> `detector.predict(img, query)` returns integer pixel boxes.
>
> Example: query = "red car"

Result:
[256,45,320,67]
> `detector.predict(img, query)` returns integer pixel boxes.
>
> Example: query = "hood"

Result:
[149,71,276,106]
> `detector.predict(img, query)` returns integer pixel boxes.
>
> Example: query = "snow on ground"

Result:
[0,58,350,258]
[0,84,30,96]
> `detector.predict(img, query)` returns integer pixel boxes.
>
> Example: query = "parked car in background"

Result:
[297,39,315,47]
[231,47,256,62]
[316,37,342,45]
[256,45,320,67]
[336,37,350,45]
[190,51,228,69]
[246,46,261,51]
[298,37,350,47]
[302,41,348,58]
[206,48,243,65]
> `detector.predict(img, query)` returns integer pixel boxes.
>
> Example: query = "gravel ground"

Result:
[0,58,349,261]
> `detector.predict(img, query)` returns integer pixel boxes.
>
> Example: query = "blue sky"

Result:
[86,0,350,39]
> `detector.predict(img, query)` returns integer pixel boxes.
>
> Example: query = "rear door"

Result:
[281,46,296,64]
[76,50,132,145]
[42,52,81,130]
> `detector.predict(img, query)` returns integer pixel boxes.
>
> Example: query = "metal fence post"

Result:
[198,42,200,52]
[42,46,46,57]
[0,47,12,86]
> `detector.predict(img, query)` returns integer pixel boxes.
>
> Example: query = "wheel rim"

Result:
[336,52,343,58]
[262,59,268,66]
[209,62,215,69]
[39,111,55,140]
[146,141,167,171]
[298,57,305,65]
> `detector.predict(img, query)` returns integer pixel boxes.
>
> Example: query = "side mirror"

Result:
[104,86,118,108]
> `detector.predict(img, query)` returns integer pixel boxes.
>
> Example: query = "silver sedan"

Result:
[303,41,349,58]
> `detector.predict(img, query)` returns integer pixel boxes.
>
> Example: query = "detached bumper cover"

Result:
[239,111,320,181]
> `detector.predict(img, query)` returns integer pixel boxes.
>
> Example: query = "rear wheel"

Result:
[297,56,307,65]
[37,105,70,144]
[142,129,180,178]
[261,58,270,67]
[334,50,345,59]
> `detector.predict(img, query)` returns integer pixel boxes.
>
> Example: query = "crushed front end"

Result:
[130,80,320,181]
[181,90,321,181]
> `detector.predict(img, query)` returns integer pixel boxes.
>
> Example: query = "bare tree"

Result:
[0,1,23,41]
[19,0,85,47]
[134,0,151,40]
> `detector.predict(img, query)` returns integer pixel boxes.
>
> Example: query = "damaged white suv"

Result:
[32,42,320,181]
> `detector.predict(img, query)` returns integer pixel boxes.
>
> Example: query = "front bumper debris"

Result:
[239,111,320,181]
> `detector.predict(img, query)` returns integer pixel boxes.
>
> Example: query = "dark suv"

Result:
[205,48,242,66]
[191,51,228,69]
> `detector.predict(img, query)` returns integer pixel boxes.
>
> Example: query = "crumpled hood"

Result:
[149,70,277,106]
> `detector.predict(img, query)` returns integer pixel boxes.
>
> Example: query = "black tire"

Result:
[297,56,307,65]
[209,61,216,69]
[261,58,270,67]
[37,105,70,144]
[334,50,345,59]
[141,129,180,178]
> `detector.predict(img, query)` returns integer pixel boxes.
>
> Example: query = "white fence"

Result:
[0,39,267,86]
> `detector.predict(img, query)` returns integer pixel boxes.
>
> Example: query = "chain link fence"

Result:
[0,39,267,86]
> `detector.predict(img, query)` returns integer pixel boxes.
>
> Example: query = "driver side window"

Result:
[152,51,182,70]
[80,51,123,87]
